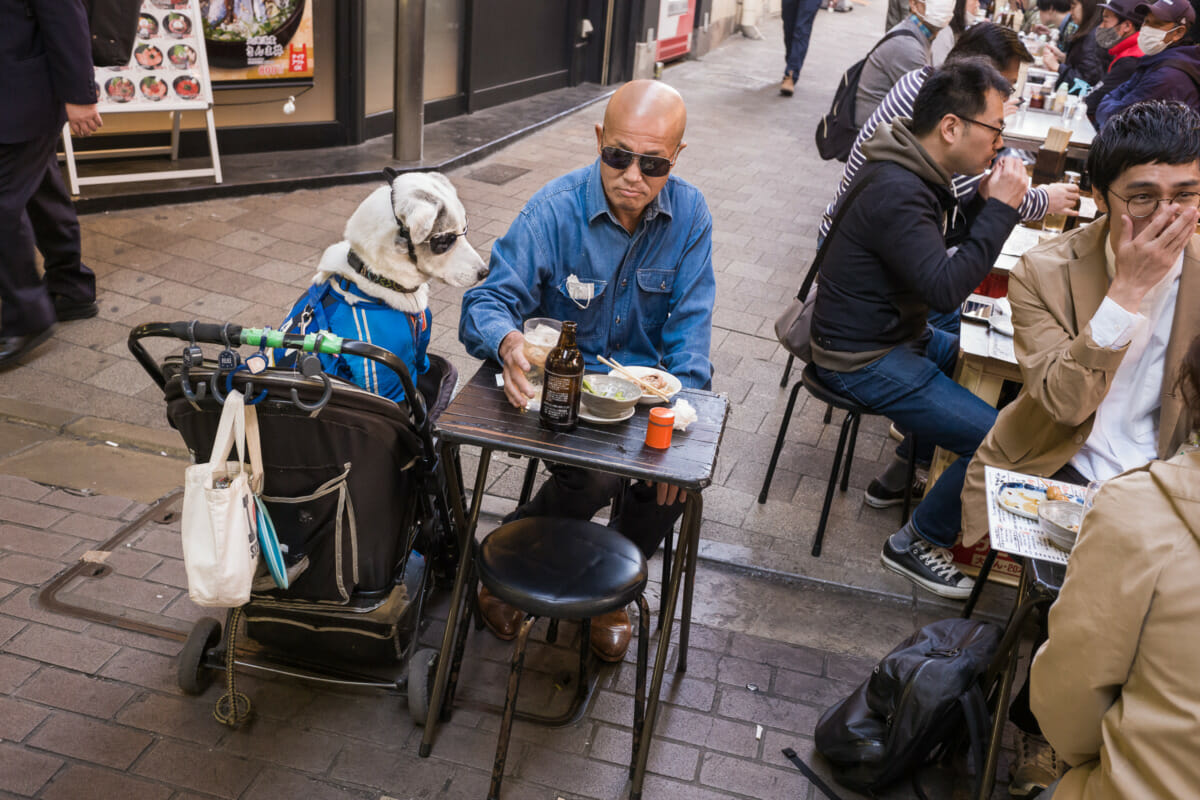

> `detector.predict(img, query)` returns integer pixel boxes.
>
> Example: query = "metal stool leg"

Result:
[630,594,650,778]
[962,548,998,619]
[812,410,855,557]
[658,526,672,630]
[780,353,794,388]
[518,457,539,506]
[839,413,861,492]
[488,615,537,800]
[759,379,806,504]
[823,404,833,424]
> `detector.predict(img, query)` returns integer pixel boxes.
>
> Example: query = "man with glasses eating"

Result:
[459,80,714,663]
[958,99,1200,797]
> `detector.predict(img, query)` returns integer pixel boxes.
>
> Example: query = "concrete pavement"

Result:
[0,6,1023,799]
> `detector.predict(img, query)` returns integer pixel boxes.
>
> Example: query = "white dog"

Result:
[278,169,487,403]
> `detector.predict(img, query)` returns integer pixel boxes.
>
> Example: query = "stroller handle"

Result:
[127,320,429,428]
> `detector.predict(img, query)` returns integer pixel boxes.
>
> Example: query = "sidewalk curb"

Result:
[0,398,189,460]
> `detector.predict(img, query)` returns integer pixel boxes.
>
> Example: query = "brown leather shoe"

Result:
[589,608,632,662]
[478,586,523,641]
[780,74,795,96]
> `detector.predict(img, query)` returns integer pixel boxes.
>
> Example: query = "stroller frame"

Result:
[129,320,469,722]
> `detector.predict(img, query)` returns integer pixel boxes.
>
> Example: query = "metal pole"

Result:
[393,0,425,163]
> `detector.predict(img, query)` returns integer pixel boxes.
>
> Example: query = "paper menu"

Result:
[1001,225,1045,258]
[983,466,1087,565]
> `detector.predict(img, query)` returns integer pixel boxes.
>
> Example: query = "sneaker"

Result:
[780,74,795,96]
[1009,730,1065,797]
[881,538,974,599]
[864,475,926,509]
[888,423,904,442]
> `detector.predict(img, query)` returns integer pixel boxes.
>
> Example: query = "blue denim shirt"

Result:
[459,159,715,389]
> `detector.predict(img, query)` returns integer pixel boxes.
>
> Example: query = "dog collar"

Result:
[346,249,420,294]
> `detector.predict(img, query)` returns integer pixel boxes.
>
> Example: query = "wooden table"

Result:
[418,363,729,799]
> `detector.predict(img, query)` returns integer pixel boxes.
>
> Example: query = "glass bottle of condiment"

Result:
[539,321,584,432]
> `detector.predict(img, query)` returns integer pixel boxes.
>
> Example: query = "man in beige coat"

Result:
[958,99,1200,797]
[1030,335,1200,800]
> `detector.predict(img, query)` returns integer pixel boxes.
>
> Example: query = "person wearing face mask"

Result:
[1042,0,1107,86]
[931,0,985,64]
[1095,0,1199,125]
[856,0,956,127]
[1084,0,1146,122]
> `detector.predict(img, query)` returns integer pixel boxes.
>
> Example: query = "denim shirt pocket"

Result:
[552,277,609,338]
[635,268,675,333]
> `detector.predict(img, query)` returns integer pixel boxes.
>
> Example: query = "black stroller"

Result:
[128,320,466,724]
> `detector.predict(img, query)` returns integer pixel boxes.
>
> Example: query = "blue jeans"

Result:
[782,0,823,78]
[816,328,997,548]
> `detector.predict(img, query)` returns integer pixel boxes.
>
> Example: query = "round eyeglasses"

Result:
[1107,189,1200,219]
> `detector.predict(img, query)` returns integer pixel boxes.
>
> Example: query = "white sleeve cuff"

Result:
[1089,296,1142,350]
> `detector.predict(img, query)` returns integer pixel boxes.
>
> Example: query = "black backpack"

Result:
[814,27,924,162]
[86,0,143,67]
[814,618,1001,796]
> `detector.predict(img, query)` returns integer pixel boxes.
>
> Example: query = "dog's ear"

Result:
[392,181,445,245]
[382,166,401,183]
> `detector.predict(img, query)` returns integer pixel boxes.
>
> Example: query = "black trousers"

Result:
[0,134,95,337]
[504,464,685,560]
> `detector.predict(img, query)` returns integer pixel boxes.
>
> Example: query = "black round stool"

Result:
[759,363,918,556]
[471,517,650,800]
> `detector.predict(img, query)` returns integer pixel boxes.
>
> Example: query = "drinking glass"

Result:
[522,317,562,385]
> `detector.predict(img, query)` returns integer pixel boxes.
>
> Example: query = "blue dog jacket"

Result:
[277,277,430,403]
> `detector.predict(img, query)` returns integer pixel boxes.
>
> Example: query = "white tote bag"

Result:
[181,389,263,607]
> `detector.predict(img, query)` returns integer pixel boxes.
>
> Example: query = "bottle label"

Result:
[542,368,579,424]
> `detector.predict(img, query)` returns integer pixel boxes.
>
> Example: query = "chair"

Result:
[463,517,651,800]
[759,363,918,557]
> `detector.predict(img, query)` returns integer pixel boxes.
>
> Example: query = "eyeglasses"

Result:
[600,146,676,178]
[427,224,468,255]
[960,117,1006,141]
[1107,189,1200,218]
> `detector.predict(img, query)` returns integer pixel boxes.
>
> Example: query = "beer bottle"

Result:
[539,321,584,432]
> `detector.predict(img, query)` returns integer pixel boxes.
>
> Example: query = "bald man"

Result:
[459,80,715,662]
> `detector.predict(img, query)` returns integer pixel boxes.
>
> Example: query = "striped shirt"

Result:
[819,67,1049,240]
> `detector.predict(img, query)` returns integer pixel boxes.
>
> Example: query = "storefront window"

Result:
[364,0,462,116]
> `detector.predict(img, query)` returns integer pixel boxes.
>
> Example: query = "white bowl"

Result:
[606,366,681,405]
[1038,500,1083,552]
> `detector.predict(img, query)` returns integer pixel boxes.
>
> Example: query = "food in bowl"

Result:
[140,76,168,101]
[203,0,296,40]
[104,76,136,103]
[173,75,201,99]
[580,375,641,419]
[164,12,193,37]
[606,365,682,405]
[137,14,159,38]
[168,44,198,67]
[1039,500,1083,552]
[134,44,164,68]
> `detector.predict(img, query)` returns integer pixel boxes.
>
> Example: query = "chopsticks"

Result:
[596,355,674,401]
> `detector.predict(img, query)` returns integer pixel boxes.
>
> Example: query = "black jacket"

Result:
[1057,27,1106,88]
[0,0,95,144]
[810,118,1019,370]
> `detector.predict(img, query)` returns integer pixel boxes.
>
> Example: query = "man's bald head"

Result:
[602,80,687,149]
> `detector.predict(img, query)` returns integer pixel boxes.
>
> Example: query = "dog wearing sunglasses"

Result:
[277,169,487,403]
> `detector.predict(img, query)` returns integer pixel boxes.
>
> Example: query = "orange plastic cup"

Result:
[645,407,675,449]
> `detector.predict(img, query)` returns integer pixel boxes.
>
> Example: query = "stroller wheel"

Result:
[407,648,439,725]
[178,617,222,695]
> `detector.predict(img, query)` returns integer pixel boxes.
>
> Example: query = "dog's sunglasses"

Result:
[427,224,468,255]
[599,146,675,178]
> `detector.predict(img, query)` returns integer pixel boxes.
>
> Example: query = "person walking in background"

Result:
[855,0,956,126]
[781,0,825,96]
[0,0,102,371]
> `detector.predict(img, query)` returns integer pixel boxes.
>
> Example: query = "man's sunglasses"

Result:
[600,146,675,178]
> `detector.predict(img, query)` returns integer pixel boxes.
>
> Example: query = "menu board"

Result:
[983,466,1087,565]
[202,0,315,85]
[95,0,213,111]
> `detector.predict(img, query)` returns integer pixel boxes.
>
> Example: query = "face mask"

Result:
[966,10,985,25]
[1094,25,1124,49]
[920,0,955,28]
[1138,25,1179,55]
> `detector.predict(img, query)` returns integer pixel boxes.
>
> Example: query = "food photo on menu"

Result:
[172,75,202,99]
[137,13,159,37]
[104,76,136,103]
[168,44,198,67]
[164,11,193,37]
[140,75,169,101]
[134,43,163,68]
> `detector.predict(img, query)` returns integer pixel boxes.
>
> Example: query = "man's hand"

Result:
[1108,204,1199,311]
[651,482,685,506]
[1042,50,1061,71]
[979,157,1029,210]
[499,331,537,409]
[1004,97,1022,118]
[66,103,102,137]
[1043,182,1081,218]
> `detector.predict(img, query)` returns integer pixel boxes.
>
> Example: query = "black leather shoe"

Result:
[0,326,56,371]
[52,295,99,321]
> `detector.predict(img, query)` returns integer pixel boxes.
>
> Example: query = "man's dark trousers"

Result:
[0,134,95,337]
[782,0,824,78]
